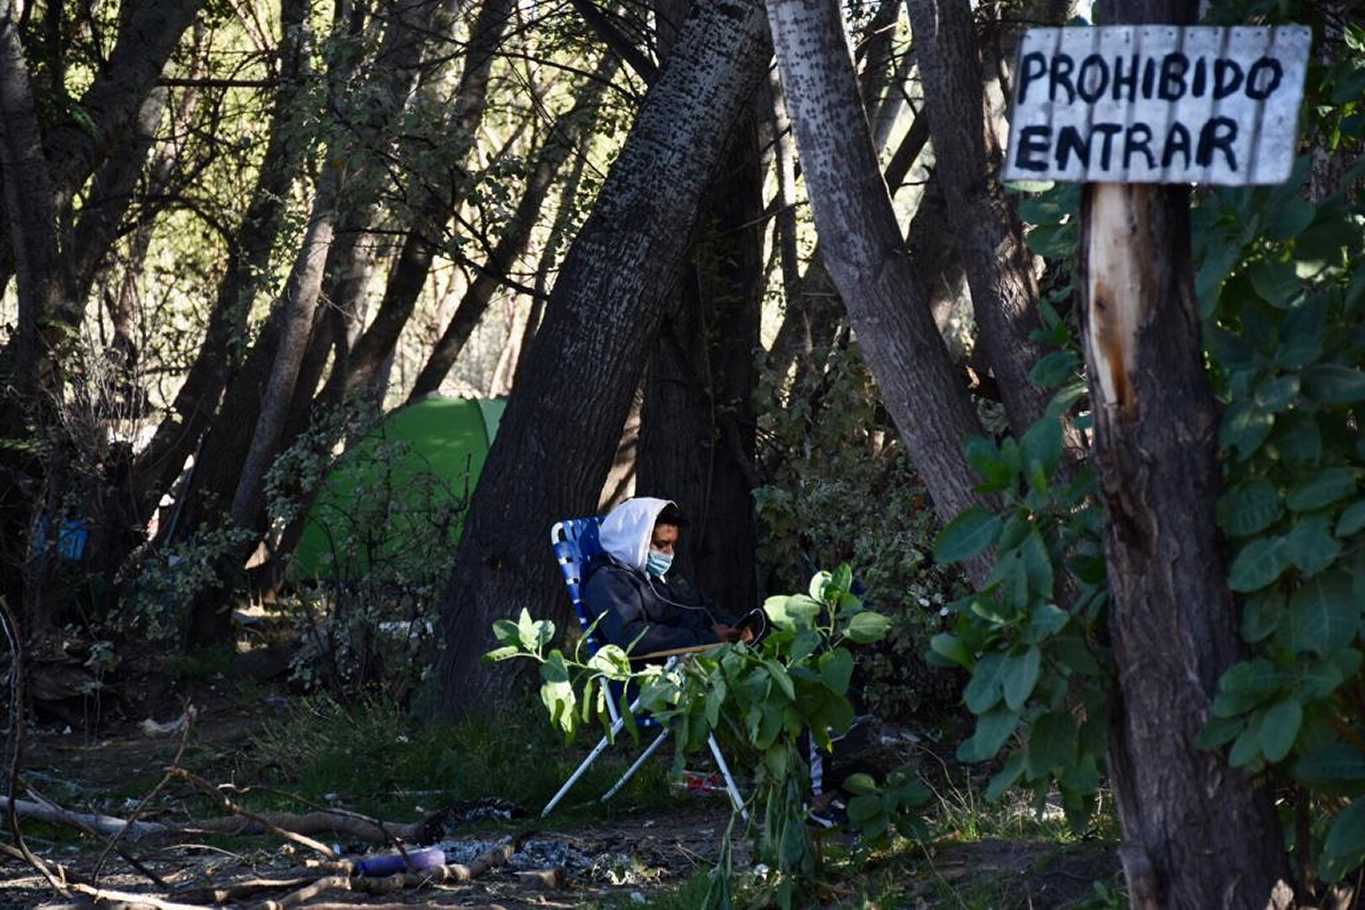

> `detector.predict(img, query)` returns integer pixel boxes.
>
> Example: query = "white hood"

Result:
[599,497,674,571]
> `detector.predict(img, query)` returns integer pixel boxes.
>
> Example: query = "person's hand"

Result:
[712,623,742,643]
[739,625,755,643]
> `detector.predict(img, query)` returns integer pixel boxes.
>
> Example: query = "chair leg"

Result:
[707,734,749,822]
[599,727,671,804]
[541,715,626,818]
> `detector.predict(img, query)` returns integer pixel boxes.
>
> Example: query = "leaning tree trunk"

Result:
[1074,6,1292,907]
[766,0,989,568]
[905,0,1056,439]
[433,0,774,711]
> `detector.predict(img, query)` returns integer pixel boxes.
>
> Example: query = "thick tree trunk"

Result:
[1080,184,1293,910]
[406,54,617,401]
[637,114,763,621]
[905,0,1053,438]
[433,0,773,710]
[1077,8,1290,908]
[767,0,988,551]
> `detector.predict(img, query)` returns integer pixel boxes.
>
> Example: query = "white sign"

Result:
[1002,25,1311,185]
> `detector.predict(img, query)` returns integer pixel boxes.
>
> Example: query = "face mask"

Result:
[646,550,673,577]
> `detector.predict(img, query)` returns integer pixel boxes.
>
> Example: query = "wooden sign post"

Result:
[1001,19,1310,910]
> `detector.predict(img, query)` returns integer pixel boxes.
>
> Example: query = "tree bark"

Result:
[406,54,617,401]
[1078,7,1291,908]
[433,0,773,711]
[767,0,988,549]
[905,0,1054,438]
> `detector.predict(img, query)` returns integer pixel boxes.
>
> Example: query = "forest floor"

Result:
[2,637,1122,909]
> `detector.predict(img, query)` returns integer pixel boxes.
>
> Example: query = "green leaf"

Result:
[844,610,892,644]
[587,645,632,681]
[1286,467,1358,512]
[1294,744,1365,783]
[1258,697,1303,763]
[1027,604,1070,641]
[818,648,854,695]
[1020,530,1055,600]
[1267,197,1316,241]
[1283,513,1342,577]
[1026,710,1077,778]
[957,706,1019,763]
[1322,798,1365,876]
[1241,591,1284,644]
[765,660,796,702]
[966,436,1015,492]
[964,654,1005,714]
[1337,500,1365,537]
[1021,416,1064,481]
[1303,364,1365,404]
[1219,402,1275,460]
[808,571,831,601]
[1277,298,1326,367]
[934,507,1002,564]
[1029,351,1080,388]
[1227,536,1290,592]
[539,651,577,734]
[843,772,878,795]
[1289,571,1358,657]
[1229,721,1263,767]
[1001,646,1042,712]
[929,633,972,668]
[705,678,727,728]
[764,743,788,781]
[492,619,520,645]
[1216,478,1282,537]
[1249,260,1301,307]
[484,645,521,662]
[1253,374,1300,411]
[985,752,1026,801]
[1197,239,1243,313]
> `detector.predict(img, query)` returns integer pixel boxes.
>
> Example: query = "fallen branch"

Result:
[0,797,170,841]
[171,873,331,904]
[169,768,339,860]
[257,874,352,909]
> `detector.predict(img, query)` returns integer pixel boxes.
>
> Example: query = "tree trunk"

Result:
[432,0,773,711]
[905,0,1054,439]
[637,114,763,621]
[342,0,517,401]
[1078,7,1291,908]
[406,54,618,401]
[767,0,988,551]
[133,0,313,509]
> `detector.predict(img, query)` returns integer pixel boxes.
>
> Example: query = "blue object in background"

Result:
[31,515,89,562]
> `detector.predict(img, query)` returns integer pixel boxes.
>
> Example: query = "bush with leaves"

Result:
[488,565,929,909]
[932,3,1365,888]
[754,340,969,722]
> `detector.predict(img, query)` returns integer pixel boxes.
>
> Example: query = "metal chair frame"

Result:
[540,517,746,819]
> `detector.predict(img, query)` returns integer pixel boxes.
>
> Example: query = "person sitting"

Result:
[583,497,749,657]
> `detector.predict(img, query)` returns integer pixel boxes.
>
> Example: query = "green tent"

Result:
[291,397,504,579]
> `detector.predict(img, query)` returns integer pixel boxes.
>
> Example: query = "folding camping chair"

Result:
[540,517,747,819]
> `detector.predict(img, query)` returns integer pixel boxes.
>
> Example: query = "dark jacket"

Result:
[583,558,720,655]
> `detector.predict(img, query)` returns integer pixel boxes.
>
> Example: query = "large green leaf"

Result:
[1286,467,1358,512]
[934,507,1001,564]
[1258,697,1303,763]
[1283,514,1342,577]
[1227,536,1290,592]
[985,752,1027,801]
[1277,298,1326,367]
[1216,478,1282,537]
[1026,710,1077,779]
[1240,591,1284,644]
[964,653,1005,714]
[1029,351,1080,389]
[844,610,891,644]
[1219,402,1275,460]
[929,633,972,668]
[1303,364,1365,404]
[818,648,854,696]
[1253,374,1300,411]
[1022,416,1063,479]
[1322,798,1365,878]
[1276,414,1322,466]
[1335,499,1365,537]
[1020,530,1055,601]
[1288,571,1358,657]
[957,706,1020,763]
[1249,260,1301,307]
[1001,647,1042,712]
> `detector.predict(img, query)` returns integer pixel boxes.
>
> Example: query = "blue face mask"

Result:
[646,550,673,577]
